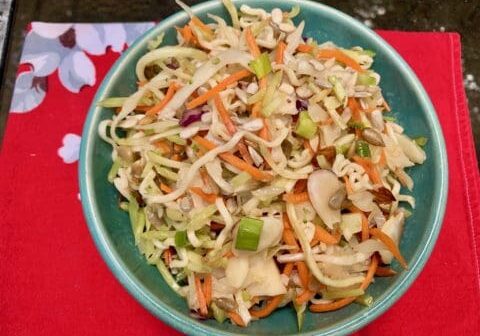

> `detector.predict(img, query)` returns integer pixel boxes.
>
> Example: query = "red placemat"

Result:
[1,24,479,335]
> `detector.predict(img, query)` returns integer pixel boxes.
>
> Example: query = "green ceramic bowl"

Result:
[79,0,448,334]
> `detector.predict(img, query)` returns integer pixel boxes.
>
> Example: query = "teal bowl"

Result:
[79,0,448,335]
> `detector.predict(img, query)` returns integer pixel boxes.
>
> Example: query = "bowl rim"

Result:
[79,0,449,335]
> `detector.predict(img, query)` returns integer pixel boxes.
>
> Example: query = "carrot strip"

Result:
[189,187,217,203]
[282,262,295,276]
[214,94,237,135]
[360,254,379,290]
[295,289,314,305]
[146,83,180,117]
[250,295,284,318]
[352,156,382,185]
[275,41,287,64]
[343,176,353,195]
[194,275,208,316]
[193,135,273,182]
[283,214,292,230]
[297,44,313,53]
[314,225,340,245]
[296,261,310,289]
[160,183,173,194]
[304,139,315,156]
[310,255,378,313]
[369,228,408,269]
[360,212,369,241]
[282,192,310,204]
[296,44,364,72]
[237,142,254,165]
[375,266,397,277]
[348,97,362,121]
[378,149,387,169]
[244,27,261,57]
[317,49,364,72]
[257,118,269,140]
[162,248,172,266]
[190,16,214,38]
[224,250,234,258]
[176,25,197,45]
[282,227,299,251]
[203,274,213,306]
[293,179,308,194]
[228,311,246,327]
[186,69,251,109]
[154,140,172,155]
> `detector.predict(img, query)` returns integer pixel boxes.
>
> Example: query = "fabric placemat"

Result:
[1,23,479,335]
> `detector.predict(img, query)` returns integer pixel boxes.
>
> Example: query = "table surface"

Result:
[0,0,479,162]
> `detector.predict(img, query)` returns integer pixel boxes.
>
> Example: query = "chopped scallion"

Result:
[295,111,317,139]
[322,288,364,300]
[355,294,374,307]
[413,136,428,147]
[235,217,263,251]
[356,140,371,157]
[249,52,272,79]
[175,231,188,248]
[383,116,397,122]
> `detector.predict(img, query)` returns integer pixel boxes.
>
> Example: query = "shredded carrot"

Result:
[304,139,315,156]
[343,176,353,195]
[296,261,310,289]
[318,117,334,126]
[282,262,295,276]
[176,25,197,45]
[375,266,397,277]
[282,227,299,251]
[295,289,314,305]
[258,118,271,141]
[297,44,364,72]
[190,16,214,38]
[224,250,234,258]
[228,311,246,327]
[348,206,370,241]
[250,295,284,318]
[352,156,382,185]
[297,43,313,53]
[146,83,180,116]
[283,214,292,230]
[186,69,251,109]
[193,135,273,182]
[282,192,310,204]
[154,140,171,155]
[137,80,147,87]
[369,228,408,269]
[275,41,287,64]
[348,97,362,121]
[237,142,254,165]
[194,275,208,316]
[160,183,173,194]
[171,153,181,161]
[244,27,261,57]
[314,225,340,245]
[189,187,217,204]
[293,179,308,194]
[203,275,212,306]
[214,94,237,135]
[317,49,364,72]
[378,149,387,168]
[310,255,378,312]
[162,248,172,267]
[360,212,369,241]
[360,254,379,290]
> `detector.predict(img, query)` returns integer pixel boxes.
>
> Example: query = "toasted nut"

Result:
[362,128,385,147]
